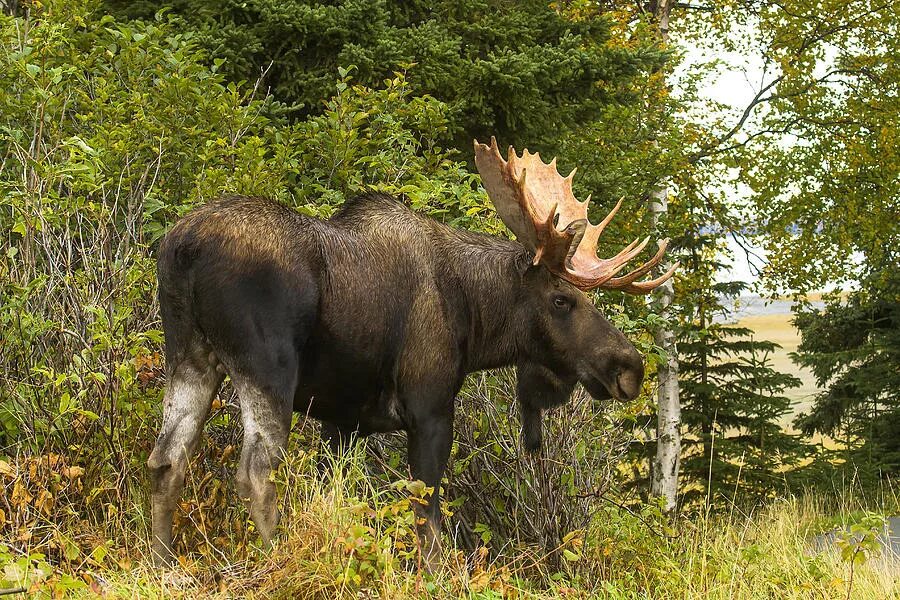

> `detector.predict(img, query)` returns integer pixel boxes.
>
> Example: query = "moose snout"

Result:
[615,367,643,400]
[613,348,645,401]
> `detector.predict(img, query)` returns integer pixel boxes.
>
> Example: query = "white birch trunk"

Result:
[649,186,680,510]
[648,0,680,511]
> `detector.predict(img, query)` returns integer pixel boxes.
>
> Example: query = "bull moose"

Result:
[147,138,677,567]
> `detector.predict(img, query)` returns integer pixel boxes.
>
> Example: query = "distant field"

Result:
[734,312,820,424]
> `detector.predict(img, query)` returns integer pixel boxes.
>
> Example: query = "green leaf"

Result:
[562,549,581,562]
[405,479,427,497]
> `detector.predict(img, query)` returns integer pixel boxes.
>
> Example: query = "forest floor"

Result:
[3,454,897,599]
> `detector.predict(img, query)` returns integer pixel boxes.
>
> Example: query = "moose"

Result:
[147,138,677,567]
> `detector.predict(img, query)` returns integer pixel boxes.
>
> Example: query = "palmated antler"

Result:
[474,137,678,294]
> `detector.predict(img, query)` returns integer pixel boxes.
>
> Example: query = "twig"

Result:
[575,490,679,541]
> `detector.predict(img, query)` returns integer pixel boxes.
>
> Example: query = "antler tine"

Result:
[621,261,680,294]
[567,197,623,262]
[607,236,650,270]
[596,197,623,238]
[603,239,670,289]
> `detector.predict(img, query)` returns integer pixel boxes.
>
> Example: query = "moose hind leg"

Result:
[233,377,293,547]
[147,350,223,566]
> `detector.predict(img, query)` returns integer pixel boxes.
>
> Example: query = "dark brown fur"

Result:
[148,192,644,567]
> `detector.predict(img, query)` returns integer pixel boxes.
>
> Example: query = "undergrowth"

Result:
[1,440,898,598]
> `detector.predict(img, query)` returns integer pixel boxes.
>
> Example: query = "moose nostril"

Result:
[616,369,641,401]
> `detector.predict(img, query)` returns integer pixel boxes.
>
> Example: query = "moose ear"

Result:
[514,253,538,278]
[516,362,576,453]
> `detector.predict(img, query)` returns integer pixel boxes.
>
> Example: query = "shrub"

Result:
[0,0,483,565]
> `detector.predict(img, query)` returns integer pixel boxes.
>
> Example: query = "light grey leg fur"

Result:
[232,377,292,547]
[147,350,223,566]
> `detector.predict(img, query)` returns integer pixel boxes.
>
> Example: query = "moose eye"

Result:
[552,295,572,312]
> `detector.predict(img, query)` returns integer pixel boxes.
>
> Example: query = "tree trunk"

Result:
[649,186,680,510]
[648,0,680,512]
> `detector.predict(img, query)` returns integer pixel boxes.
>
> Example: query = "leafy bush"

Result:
[0,0,484,566]
[442,309,663,563]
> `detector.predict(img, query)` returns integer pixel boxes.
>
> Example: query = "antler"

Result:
[473,137,678,294]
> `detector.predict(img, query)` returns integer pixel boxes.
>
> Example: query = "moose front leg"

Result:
[406,415,452,570]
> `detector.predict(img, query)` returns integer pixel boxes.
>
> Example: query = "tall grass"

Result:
[47,450,891,599]
[2,397,897,598]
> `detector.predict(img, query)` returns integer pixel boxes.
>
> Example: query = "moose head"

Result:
[474,137,678,451]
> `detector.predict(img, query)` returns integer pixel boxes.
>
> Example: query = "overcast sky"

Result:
[678,38,768,290]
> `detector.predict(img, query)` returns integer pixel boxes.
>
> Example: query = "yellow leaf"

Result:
[34,489,54,515]
[11,481,32,506]
[62,466,84,479]
[0,459,14,478]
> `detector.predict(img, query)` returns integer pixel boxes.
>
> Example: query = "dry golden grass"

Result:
[78,453,899,600]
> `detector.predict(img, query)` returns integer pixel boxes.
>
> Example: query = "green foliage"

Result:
[835,512,887,600]
[330,478,431,587]
[835,513,885,567]
[0,542,87,597]
[624,197,811,508]
[273,67,489,225]
[676,279,810,508]
[673,222,809,506]
[678,0,900,293]
[102,0,666,155]
[793,272,900,475]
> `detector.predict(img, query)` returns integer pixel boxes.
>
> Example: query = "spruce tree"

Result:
[793,269,900,476]
[101,0,664,155]
[675,229,808,508]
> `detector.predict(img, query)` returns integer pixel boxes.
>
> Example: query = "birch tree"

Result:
[647,0,681,511]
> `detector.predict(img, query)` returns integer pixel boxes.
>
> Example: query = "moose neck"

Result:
[439,228,529,373]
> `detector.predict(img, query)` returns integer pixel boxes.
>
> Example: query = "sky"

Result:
[677,23,853,295]
[679,43,768,290]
